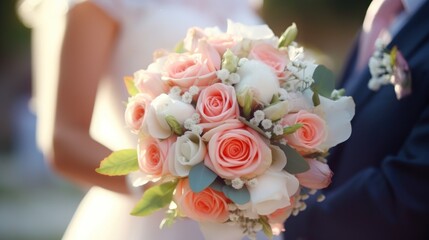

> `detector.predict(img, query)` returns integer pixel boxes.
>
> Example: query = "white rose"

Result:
[248,169,299,215]
[168,132,206,177]
[145,94,195,139]
[235,60,279,106]
[226,20,277,43]
[312,91,355,151]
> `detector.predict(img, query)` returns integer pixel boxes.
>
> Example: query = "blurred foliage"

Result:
[262,0,371,74]
[0,1,30,55]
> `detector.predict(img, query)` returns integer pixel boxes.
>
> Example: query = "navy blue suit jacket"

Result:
[283,2,429,239]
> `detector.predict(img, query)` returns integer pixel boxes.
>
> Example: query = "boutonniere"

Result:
[368,38,412,100]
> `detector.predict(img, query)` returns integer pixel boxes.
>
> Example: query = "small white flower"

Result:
[253,110,265,122]
[216,69,230,81]
[249,118,260,126]
[170,86,181,96]
[189,86,199,95]
[191,113,201,123]
[246,178,258,188]
[273,124,284,136]
[181,92,193,104]
[232,177,244,189]
[265,131,272,139]
[191,125,203,135]
[261,119,273,129]
[184,118,195,130]
[228,72,240,84]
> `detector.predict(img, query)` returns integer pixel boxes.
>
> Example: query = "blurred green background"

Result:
[0,0,370,239]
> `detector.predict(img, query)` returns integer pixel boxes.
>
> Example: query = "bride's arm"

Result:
[47,1,129,194]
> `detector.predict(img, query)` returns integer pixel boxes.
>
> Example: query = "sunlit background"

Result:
[0,0,370,239]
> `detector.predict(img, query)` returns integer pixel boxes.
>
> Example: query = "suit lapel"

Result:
[328,1,429,172]
[343,0,429,112]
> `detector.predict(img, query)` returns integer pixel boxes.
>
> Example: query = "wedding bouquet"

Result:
[96,20,355,240]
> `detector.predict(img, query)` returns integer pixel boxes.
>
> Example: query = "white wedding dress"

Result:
[50,0,269,239]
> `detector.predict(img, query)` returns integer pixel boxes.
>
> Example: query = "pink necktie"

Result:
[357,0,404,69]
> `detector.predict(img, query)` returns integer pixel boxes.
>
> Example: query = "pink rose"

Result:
[202,120,272,179]
[137,136,174,181]
[174,178,229,223]
[296,158,332,189]
[163,41,221,89]
[248,43,289,78]
[207,33,237,56]
[196,83,239,130]
[133,70,170,99]
[124,93,152,134]
[280,110,327,152]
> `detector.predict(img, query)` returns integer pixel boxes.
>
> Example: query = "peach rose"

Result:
[280,110,327,152]
[137,135,174,182]
[133,70,170,99]
[124,93,152,134]
[202,120,272,179]
[162,41,221,89]
[174,178,229,223]
[249,43,289,78]
[196,83,239,130]
[296,158,332,189]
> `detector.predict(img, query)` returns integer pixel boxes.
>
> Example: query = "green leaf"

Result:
[259,216,274,239]
[189,162,218,193]
[276,144,310,174]
[311,65,335,99]
[165,115,184,136]
[222,185,250,205]
[283,123,303,135]
[222,49,239,73]
[242,89,253,118]
[124,76,139,96]
[95,149,139,176]
[131,180,178,216]
[160,208,178,229]
[174,41,186,53]
[311,90,321,107]
[278,22,298,48]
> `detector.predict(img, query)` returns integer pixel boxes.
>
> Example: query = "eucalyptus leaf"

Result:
[188,162,218,193]
[131,180,178,216]
[311,65,335,98]
[209,178,225,192]
[95,149,139,176]
[276,144,310,174]
[124,76,139,97]
[222,185,250,205]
